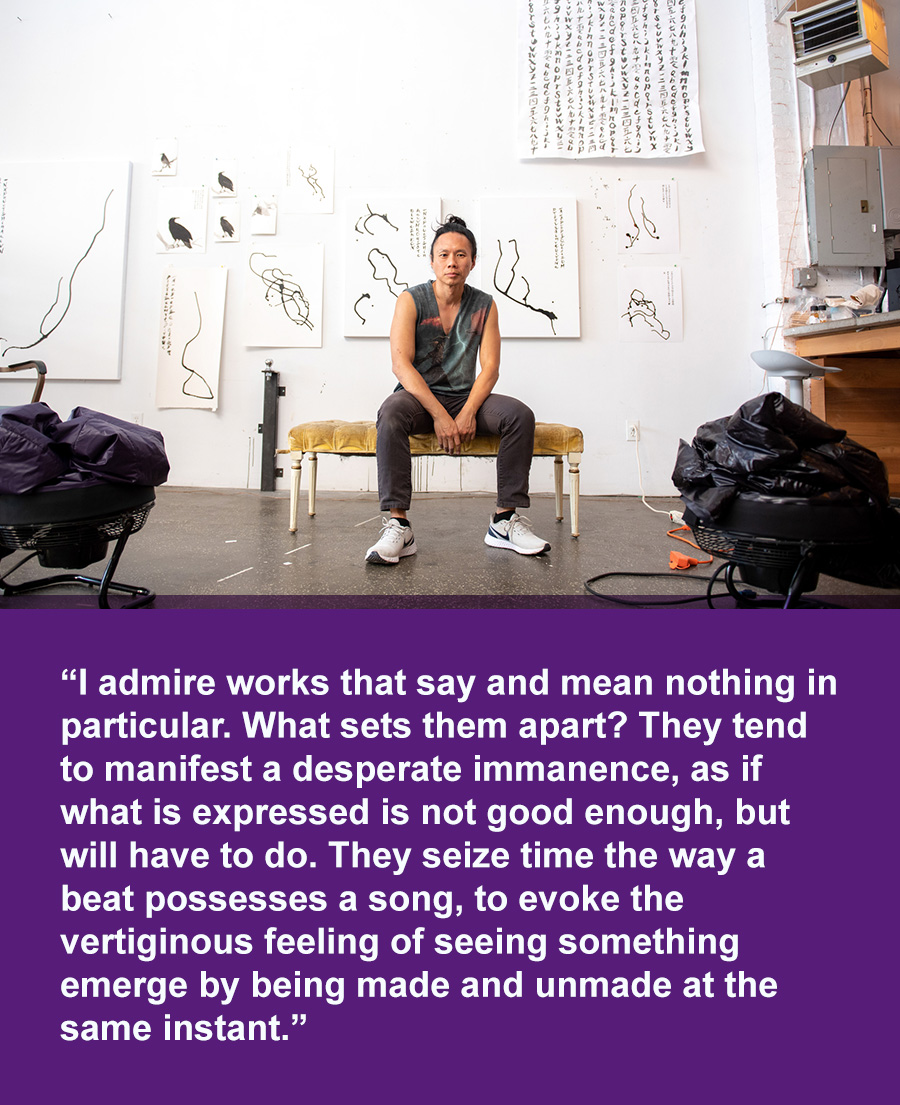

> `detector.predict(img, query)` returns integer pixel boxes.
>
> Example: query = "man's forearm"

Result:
[458,366,500,425]
[391,361,449,421]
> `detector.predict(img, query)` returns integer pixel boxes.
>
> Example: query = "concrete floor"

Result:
[2,486,899,608]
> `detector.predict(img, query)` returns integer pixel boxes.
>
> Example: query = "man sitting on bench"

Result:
[366,215,550,565]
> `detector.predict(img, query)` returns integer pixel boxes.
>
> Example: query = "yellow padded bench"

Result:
[282,420,584,536]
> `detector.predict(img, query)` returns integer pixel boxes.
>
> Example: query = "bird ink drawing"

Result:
[168,217,193,249]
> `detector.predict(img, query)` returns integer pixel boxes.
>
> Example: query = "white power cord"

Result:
[631,435,681,519]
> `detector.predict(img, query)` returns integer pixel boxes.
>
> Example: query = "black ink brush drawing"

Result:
[492,238,558,335]
[353,292,372,324]
[168,217,193,249]
[298,164,325,200]
[249,252,314,329]
[624,185,660,249]
[355,204,399,236]
[366,249,408,298]
[1,188,114,356]
[180,291,214,400]
[622,288,670,340]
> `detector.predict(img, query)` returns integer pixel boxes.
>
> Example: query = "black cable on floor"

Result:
[583,565,843,610]
[583,570,733,608]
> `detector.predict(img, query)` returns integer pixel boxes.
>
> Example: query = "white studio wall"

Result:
[0,0,772,497]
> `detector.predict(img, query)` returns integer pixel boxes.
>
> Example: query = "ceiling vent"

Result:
[790,0,889,90]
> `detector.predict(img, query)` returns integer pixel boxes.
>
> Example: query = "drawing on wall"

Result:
[344,197,440,337]
[243,245,324,347]
[617,180,680,253]
[152,139,178,176]
[480,198,580,338]
[518,0,704,159]
[213,200,240,243]
[618,267,683,342]
[250,195,278,235]
[283,145,334,214]
[0,161,132,380]
[212,161,238,197]
[156,185,208,253]
[355,203,399,236]
[157,267,227,410]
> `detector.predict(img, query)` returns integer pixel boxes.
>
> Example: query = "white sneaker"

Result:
[484,512,550,555]
[365,517,417,564]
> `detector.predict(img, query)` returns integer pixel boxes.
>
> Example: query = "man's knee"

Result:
[503,397,535,434]
[377,392,413,433]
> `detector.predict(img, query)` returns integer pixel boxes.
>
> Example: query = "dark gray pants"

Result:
[376,389,535,512]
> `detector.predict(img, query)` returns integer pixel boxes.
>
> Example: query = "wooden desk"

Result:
[786,311,900,492]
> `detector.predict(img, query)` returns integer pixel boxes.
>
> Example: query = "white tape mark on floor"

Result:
[217,566,254,583]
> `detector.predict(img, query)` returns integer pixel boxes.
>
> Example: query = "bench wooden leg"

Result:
[308,452,318,516]
[568,452,582,537]
[554,455,564,522]
[289,455,302,533]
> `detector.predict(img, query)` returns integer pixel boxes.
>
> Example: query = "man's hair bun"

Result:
[430,215,477,259]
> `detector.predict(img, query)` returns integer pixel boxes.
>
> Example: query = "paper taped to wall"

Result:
[157,267,227,410]
[518,0,704,159]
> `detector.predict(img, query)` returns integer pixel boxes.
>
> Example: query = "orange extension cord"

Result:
[667,524,713,571]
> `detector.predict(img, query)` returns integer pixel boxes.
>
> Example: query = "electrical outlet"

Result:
[625,420,640,442]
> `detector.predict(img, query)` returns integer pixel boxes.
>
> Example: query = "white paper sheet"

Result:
[518,0,704,159]
[344,197,440,337]
[282,145,335,214]
[212,200,241,243]
[480,198,580,338]
[0,160,131,380]
[243,245,324,348]
[618,266,683,342]
[157,267,227,410]
[157,184,208,253]
[617,180,680,253]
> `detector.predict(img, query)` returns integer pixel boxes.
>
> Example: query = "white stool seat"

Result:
[751,350,841,406]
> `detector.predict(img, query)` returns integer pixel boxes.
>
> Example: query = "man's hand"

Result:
[454,407,477,445]
[434,410,462,455]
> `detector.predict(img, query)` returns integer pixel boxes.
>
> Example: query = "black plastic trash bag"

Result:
[672,392,889,524]
[673,392,900,591]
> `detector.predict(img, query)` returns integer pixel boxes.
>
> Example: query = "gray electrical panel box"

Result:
[804,145,885,266]
[881,147,900,233]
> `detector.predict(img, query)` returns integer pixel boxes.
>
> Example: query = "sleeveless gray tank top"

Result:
[404,282,494,395]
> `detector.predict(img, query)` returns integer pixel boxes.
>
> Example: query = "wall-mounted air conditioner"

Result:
[790,0,889,91]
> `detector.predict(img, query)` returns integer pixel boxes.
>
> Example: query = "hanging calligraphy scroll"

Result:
[157,267,227,410]
[518,0,704,159]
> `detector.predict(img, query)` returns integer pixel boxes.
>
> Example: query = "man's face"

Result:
[431,233,475,287]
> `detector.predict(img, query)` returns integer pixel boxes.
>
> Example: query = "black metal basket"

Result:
[0,485,157,607]
[0,502,154,566]
[685,493,885,605]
